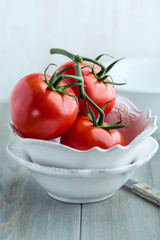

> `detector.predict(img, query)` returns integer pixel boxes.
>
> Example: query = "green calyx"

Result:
[81,55,126,85]
[44,63,83,105]
[85,101,130,130]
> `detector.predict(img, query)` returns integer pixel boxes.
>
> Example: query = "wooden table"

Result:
[0,102,160,240]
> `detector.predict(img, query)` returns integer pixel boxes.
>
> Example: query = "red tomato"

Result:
[60,116,125,150]
[57,61,116,116]
[10,73,78,140]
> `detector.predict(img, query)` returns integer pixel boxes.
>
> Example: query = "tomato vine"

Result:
[50,48,129,129]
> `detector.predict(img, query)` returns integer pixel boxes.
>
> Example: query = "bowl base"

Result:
[47,191,116,204]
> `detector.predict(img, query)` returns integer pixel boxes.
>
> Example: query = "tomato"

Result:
[60,116,125,150]
[10,73,78,140]
[57,61,116,116]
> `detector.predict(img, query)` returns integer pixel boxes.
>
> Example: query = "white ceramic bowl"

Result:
[109,58,160,140]
[7,137,158,203]
[9,96,157,169]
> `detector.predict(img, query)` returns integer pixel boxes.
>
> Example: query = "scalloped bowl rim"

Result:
[9,107,157,154]
[7,136,159,174]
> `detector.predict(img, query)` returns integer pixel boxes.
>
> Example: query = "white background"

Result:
[1,0,160,101]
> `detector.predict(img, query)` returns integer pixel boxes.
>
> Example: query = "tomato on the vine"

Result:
[10,73,78,140]
[60,116,125,150]
[57,61,116,116]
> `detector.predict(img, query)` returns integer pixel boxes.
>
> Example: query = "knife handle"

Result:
[131,182,160,207]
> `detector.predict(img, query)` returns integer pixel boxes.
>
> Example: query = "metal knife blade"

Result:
[124,179,160,207]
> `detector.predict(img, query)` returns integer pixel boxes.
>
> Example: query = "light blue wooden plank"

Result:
[0,103,81,240]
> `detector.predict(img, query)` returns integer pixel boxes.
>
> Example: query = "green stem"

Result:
[82,57,106,71]
[97,68,106,78]
[75,61,105,126]
[50,48,76,61]
[50,48,105,126]
[53,74,82,88]
[48,75,55,90]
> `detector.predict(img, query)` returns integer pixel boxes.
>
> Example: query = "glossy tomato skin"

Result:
[10,73,78,140]
[57,61,116,116]
[60,116,125,150]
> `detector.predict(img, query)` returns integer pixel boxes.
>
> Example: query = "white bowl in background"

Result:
[7,137,158,203]
[108,58,160,140]
[9,96,157,169]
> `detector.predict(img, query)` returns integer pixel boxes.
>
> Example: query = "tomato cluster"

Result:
[10,49,127,150]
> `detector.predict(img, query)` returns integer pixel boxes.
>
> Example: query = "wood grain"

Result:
[0,103,81,240]
[81,149,160,240]
[0,102,160,240]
